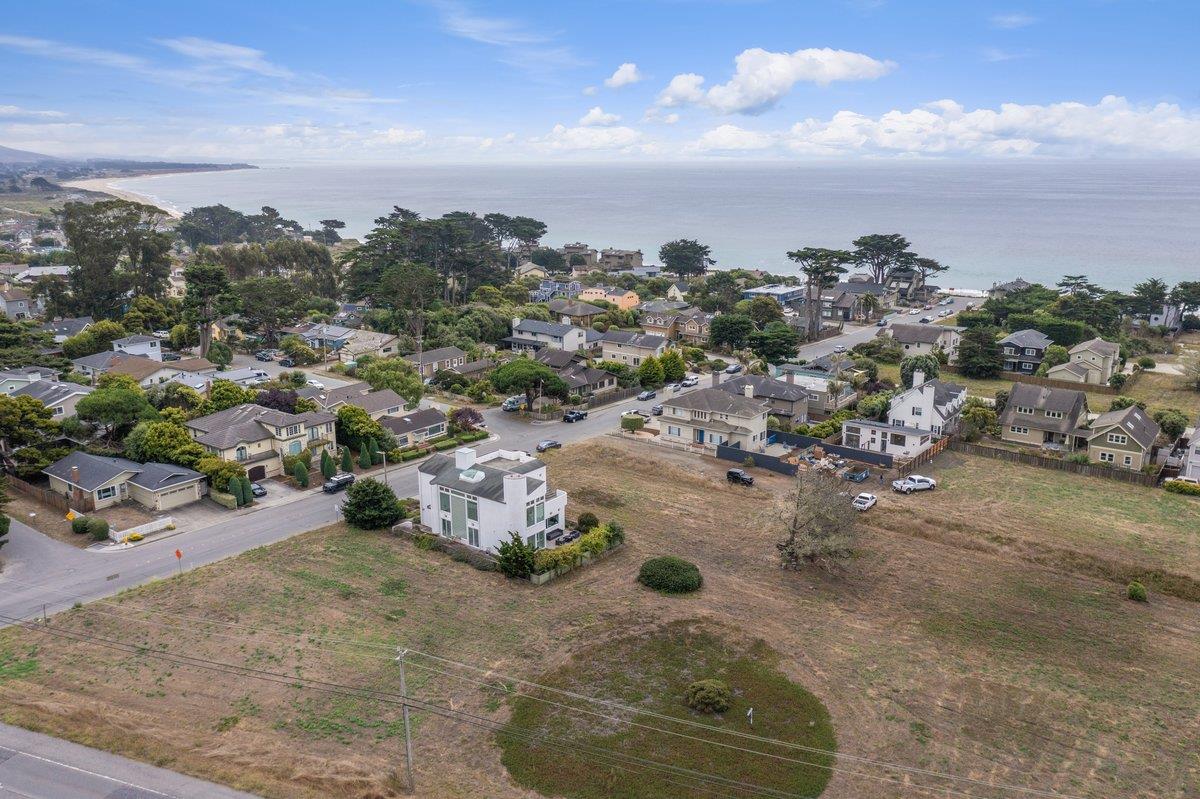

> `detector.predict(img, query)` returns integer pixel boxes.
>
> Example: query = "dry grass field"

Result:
[1,438,1198,799]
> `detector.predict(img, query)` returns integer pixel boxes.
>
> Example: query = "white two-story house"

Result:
[417,447,567,553]
[112,334,163,362]
[888,371,967,436]
[1182,422,1200,481]
[504,318,586,353]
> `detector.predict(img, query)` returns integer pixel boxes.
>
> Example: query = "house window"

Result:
[96,486,117,500]
[439,491,450,512]
[525,531,545,550]
[667,425,680,437]
[441,518,452,535]
[1004,346,1015,355]
[468,527,480,548]
[1024,348,1037,355]
[466,499,478,522]
[1099,452,1115,463]
[286,425,300,436]
[309,428,319,441]
[526,500,545,526]
[1123,455,1133,466]
[289,441,302,455]
[1015,406,1034,415]
[52,406,64,416]
[1009,425,1029,435]
[1107,433,1128,445]
[911,407,922,416]
[1044,410,1063,419]
[236,446,248,461]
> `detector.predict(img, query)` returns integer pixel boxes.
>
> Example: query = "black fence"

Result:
[770,431,895,468]
[715,444,798,475]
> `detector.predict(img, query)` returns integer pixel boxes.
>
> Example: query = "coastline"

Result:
[61,167,253,218]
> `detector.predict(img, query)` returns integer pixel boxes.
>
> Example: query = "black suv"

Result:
[322,473,355,493]
[563,410,588,423]
[726,468,754,486]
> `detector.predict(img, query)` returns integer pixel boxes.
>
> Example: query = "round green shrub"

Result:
[71,515,90,535]
[576,511,599,533]
[1127,581,1148,602]
[1136,356,1156,369]
[637,556,702,594]
[86,517,110,541]
[684,679,732,714]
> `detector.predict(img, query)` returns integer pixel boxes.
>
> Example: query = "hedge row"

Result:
[532,523,624,575]
[1164,479,1200,496]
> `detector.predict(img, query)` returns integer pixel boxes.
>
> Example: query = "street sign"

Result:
[175,549,182,560]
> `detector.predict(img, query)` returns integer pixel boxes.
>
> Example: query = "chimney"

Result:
[70,465,80,484]
[502,472,525,509]
[454,447,476,471]
[711,371,720,388]
[785,371,795,384]
[743,383,755,398]
[912,369,926,388]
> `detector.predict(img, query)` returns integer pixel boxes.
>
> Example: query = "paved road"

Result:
[0,723,256,798]
[795,294,978,361]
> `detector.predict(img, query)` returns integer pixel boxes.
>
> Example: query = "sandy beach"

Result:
[60,176,184,217]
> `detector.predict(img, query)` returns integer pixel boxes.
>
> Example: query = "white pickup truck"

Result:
[891,475,937,494]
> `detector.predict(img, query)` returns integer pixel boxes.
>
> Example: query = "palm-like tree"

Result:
[859,293,882,321]
[787,248,852,340]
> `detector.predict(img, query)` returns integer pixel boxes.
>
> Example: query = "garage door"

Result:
[248,465,267,481]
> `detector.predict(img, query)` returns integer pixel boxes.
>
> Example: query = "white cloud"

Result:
[429,0,581,73]
[0,105,66,119]
[982,47,1030,63]
[0,34,145,71]
[534,123,643,152]
[662,113,679,125]
[579,106,621,126]
[582,85,598,96]
[658,47,895,115]
[990,13,1037,29]
[656,73,706,108]
[604,62,643,89]
[692,124,776,151]
[157,37,293,78]
[780,96,1200,158]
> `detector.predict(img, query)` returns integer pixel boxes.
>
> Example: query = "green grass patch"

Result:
[498,623,836,799]
[0,643,39,682]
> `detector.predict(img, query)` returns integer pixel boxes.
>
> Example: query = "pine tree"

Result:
[227,476,244,506]
[292,460,309,488]
[340,446,353,473]
[238,475,253,505]
[368,437,381,464]
[358,441,372,469]
[637,355,665,388]
[321,448,336,478]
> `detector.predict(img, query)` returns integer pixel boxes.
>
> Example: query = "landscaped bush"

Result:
[576,511,599,533]
[637,556,702,594]
[684,678,732,714]
[400,449,425,462]
[86,517,110,541]
[620,415,645,432]
[1164,480,1200,496]
[1136,356,1156,369]
[434,439,459,451]
[341,478,404,529]
[413,532,440,550]
[497,532,536,578]
[71,515,90,535]
[533,544,582,574]
[1066,453,1091,464]
[1127,581,1148,602]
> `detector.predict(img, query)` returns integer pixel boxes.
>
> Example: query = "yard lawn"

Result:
[876,361,1200,418]
[1,438,1198,799]
[5,494,156,548]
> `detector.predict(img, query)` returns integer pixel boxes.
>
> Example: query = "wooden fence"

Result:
[946,440,1161,486]
[8,474,94,513]
[896,436,953,476]
[940,365,1139,396]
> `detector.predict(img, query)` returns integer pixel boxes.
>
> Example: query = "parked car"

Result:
[322,473,355,493]
[306,379,325,389]
[622,409,650,419]
[851,492,878,511]
[562,410,588,422]
[278,358,295,368]
[680,376,699,387]
[726,468,754,486]
[938,310,951,317]
[637,389,657,401]
[255,351,274,362]
[665,383,680,392]
[161,352,181,361]
[250,482,268,498]
[833,344,847,353]
[650,404,663,416]
[876,319,888,327]
[891,474,937,494]
[724,363,743,374]
[919,316,933,324]
[502,395,525,411]
[908,308,920,315]
[536,440,562,452]
[844,467,870,483]
[964,302,976,310]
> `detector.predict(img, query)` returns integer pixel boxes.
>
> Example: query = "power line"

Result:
[0,580,1092,799]
[0,613,822,799]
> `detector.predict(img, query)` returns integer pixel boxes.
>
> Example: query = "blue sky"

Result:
[2,0,1198,161]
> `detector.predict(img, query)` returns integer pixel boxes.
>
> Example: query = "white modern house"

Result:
[887,371,967,436]
[842,419,933,458]
[111,334,163,362]
[417,447,567,553]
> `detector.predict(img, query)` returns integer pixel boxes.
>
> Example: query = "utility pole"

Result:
[396,648,416,793]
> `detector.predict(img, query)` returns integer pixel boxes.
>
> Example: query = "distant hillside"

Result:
[0,145,59,164]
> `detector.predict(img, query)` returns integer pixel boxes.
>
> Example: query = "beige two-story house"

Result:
[599,330,667,367]
[1047,337,1120,386]
[1085,405,1160,470]
[659,387,769,450]
[185,403,337,481]
[997,383,1090,450]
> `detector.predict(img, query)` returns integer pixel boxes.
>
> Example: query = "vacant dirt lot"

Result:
[1,438,1198,799]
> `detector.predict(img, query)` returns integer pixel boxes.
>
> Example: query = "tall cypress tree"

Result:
[340,446,353,473]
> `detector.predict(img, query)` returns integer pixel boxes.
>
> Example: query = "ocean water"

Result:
[114,161,1200,291]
